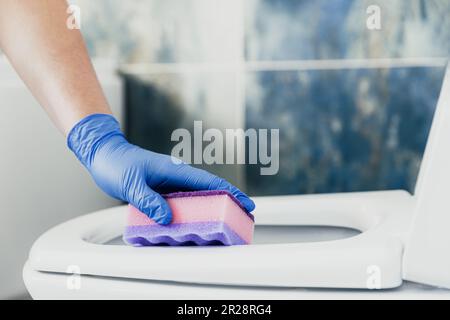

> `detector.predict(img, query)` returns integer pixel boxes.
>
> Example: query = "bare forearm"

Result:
[0,0,112,135]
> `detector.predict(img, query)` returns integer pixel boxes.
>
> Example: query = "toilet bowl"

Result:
[23,64,450,299]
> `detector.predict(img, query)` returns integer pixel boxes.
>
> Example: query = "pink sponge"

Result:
[123,190,255,246]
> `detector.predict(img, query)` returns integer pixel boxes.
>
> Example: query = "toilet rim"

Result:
[26,190,414,289]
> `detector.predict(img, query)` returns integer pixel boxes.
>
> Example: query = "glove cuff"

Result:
[67,113,124,168]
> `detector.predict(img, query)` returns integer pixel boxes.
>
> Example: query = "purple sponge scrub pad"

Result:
[123,190,255,246]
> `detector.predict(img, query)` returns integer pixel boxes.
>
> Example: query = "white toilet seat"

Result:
[25,190,414,290]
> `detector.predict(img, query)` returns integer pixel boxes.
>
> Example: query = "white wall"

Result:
[0,58,122,299]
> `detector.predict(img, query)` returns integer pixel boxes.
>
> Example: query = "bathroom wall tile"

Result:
[4,0,442,63]
[72,0,244,63]
[245,66,446,195]
[245,0,450,60]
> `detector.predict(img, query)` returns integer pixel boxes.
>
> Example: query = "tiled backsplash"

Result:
[245,0,450,60]
[245,66,446,195]
[71,0,450,63]
[73,0,244,63]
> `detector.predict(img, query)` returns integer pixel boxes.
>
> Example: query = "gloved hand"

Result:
[67,114,255,225]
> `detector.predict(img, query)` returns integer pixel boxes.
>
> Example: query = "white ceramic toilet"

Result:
[23,64,450,299]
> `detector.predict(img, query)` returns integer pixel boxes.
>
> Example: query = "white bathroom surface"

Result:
[24,189,450,299]
[103,228,450,299]
[24,221,450,299]
[403,64,450,288]
[27,192,413,290]
[23,263,450,300]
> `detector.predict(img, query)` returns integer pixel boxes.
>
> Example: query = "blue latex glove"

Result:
[67,114,255,225]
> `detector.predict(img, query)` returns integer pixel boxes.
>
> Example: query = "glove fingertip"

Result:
[237,196,256,212]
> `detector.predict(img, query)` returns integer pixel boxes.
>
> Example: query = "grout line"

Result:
[119,57,448,75]
[245,57,449,71]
